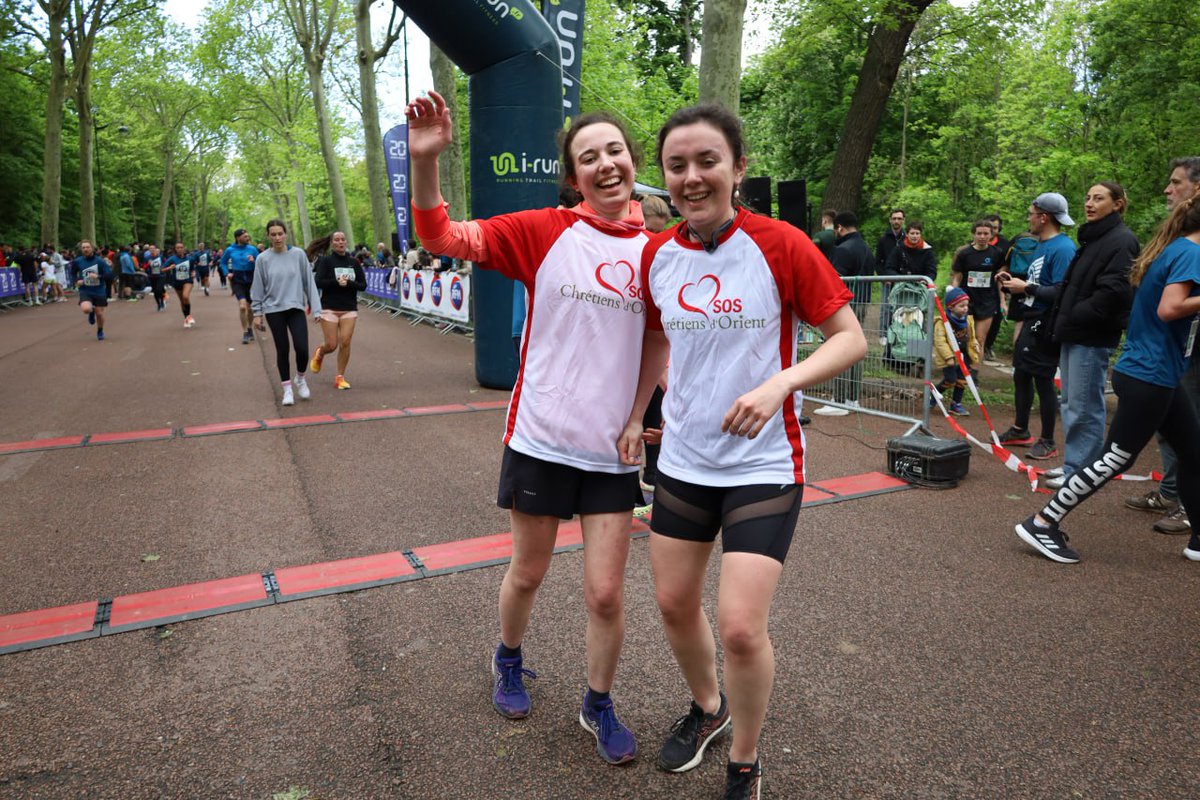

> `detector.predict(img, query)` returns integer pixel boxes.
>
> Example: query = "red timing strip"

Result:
[181,419,265,437]
[405,403,472,416]
[0,471,908,655]
[106,573,270,633]
[262,414,339,429]
[88,428,174,445]
[0,435,86,455]
[0,601,98,653]
[275,551,418,600]
[336,408,408,422]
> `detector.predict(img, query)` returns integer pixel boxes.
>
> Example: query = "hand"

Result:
[643,426,663,446]
[254,316,265,331]
[617,418,645,465]
[405,90,454,160]
[337,277,348,286]
[721,376,790,439]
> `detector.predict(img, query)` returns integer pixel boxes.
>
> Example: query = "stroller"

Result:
[884,281,930,375]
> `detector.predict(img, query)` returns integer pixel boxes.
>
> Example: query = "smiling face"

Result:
[905,227,922,246]
[661,121,747,240]
[567,122,635,221]
[1084,184,1119,222]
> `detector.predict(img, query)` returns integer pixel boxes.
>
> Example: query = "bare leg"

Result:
[650,533,722,713]
[717,551,783,764]
[336,316,357,376]
[498,510,559,648]
[579,511,632,692]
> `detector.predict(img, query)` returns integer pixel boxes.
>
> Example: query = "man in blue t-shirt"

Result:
[996,193,1077,458]
[72,239,113,340]
[221,228,260,344]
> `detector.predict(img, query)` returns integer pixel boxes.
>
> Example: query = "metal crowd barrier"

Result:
[799,275,935,433]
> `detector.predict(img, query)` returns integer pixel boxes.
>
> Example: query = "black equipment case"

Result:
[886,434,971,487]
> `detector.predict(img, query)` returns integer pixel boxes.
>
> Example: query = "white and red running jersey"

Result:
[641,207,852,486]
[478,207,650,473]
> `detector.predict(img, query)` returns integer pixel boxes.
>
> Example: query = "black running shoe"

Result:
[1015,514,1080,563]
[998,427,1035,446]
[723,759,762,800]
[658,693,731,772]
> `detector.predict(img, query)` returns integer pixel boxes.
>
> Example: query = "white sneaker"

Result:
[294,374,311,400]
[813,405,851,417]
[281,384,295,406]
[1043,466,1065,478]
[1044,476,1065,489]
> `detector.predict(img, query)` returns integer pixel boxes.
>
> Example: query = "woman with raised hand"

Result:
[308,231,366,390]
[619,104,866,800]
[406,90,650,766]
[1014,194,1200,565]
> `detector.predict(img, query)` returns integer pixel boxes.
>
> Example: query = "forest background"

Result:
[1,0,1198,270]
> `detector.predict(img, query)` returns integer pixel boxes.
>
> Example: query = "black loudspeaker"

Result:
[777,179,809,233]
[391,232,402,253]
[741,176,772,217]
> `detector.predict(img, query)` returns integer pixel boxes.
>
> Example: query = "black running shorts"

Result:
[650,472,804,564]
[497,446,640,520]
[78,293,107,307]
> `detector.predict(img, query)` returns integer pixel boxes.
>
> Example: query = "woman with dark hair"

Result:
[620,104,866,799]
[406,91,650,765]
[1015,194,1200,564]
[308,231,366,390]
[1041,182,1138,488]
[251,219,321,406]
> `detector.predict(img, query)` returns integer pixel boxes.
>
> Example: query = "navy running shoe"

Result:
[579,691,637,765]
[724,759,762,800]
[658,693,731,772]
[1015,514,1079,563]
[491,648,535,719]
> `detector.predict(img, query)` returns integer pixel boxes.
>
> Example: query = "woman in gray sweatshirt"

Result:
[251,219,322,406]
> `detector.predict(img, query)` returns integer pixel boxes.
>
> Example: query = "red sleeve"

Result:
[640,229,676,331]
[746,215,851,326]
[475,208,574,285]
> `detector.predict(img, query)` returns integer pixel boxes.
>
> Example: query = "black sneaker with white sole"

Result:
[658,692,731,772]
[1015,514,1080,563]
[723,759,762,800]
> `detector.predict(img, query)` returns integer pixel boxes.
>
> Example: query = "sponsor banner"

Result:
[0,268,23,298]
[398,269,471,324]
[383,123,410,246]
[541,0,584,125]
[364,267,400,302]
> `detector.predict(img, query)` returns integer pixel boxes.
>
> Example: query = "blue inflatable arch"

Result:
[393,0,563,389]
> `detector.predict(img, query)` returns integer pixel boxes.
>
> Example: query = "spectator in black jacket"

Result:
[875,208,905,272]
[815,211,873,415]
[1042,182,1138,488]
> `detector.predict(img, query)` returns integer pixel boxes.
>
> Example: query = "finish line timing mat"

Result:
[0,471,909,656]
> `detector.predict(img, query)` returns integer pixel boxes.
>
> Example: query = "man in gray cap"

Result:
[996,192,1077,461]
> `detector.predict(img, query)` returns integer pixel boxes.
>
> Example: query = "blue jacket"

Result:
[222,243,259,278]
[72,255,112,294]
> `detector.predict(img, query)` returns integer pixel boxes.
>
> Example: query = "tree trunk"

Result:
[822,0,935,213]
[698,0,746,113]
[431,45,468,221]
[355,0,392,247]
[305,57,354,242]
[77,83,97,244]
[172,182,182,244]
[155,148,173,247]
[39,0,71,248]
[199,174,209,246]
[289,145,312,244]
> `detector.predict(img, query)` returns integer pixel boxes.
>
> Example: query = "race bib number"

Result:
[334,267,355,281]
[150,258,162,274]
[174,261,191,280]
[967,271,992,288]
[82,268,100,287]
[198,253,208,266]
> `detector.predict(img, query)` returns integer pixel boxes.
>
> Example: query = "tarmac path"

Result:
[0,286,1196,799]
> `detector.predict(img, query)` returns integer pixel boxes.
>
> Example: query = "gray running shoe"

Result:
[1153,507,1190,535]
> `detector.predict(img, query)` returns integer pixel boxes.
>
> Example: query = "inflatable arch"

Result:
[393,0,564,389]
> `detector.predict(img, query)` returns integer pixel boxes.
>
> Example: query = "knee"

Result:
[656,585,699,629]
[339,335,353,351]
[505,564,546,596]
[585,581,624,622]
[718,615,769,659]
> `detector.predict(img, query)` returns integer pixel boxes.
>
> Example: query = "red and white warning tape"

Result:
[925,289,1160,492]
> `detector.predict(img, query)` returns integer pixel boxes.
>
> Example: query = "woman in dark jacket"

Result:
[1046,182,1138,487]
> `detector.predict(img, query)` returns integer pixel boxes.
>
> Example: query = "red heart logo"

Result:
[678,274,720,318]
[595,260,636,299]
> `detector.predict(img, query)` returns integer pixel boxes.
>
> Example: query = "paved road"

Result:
[0,288,1196,799]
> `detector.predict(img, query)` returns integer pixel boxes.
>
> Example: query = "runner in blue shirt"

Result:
[1015,195,1200,565]
[72,239,113,340]
[221,228,260,344]
[192,242,213,296]
[163,241,197,328]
